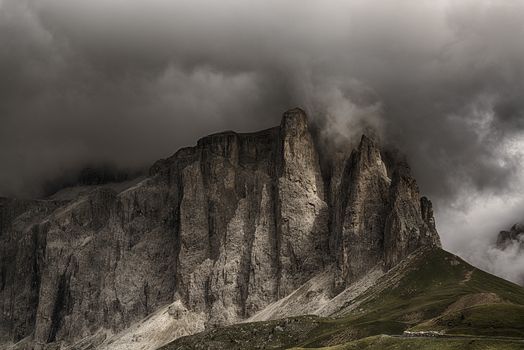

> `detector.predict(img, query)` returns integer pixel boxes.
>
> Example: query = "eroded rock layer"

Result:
[0,108,440,349]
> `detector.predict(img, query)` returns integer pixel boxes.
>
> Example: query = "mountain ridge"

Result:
[161,246,524,350]
[0,107,453,350]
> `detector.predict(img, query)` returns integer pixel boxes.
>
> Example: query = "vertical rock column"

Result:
[276,108,329,297]
[383,162,441,269]
[175,160,212,314]
[334,135,391,285]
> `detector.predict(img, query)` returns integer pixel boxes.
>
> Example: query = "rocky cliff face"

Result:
[0,108,440,349]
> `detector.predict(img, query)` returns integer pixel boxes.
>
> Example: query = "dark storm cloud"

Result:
[2,0,524,279]
[8,0,521,200]
[0,0,295,197]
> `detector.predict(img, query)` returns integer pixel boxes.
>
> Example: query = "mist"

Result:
[1,0,524,283]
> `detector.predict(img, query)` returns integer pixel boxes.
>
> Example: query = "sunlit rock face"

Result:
[0,108,440,348]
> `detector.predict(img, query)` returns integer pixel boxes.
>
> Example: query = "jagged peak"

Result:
[358,134,375,146]
[357,134,380,156]
[348,134,388,180]
[510,223,524,232]
[497,223,524,248]
[280,107,309,132]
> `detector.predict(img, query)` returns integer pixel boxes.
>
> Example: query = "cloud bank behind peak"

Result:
[1,0,524,280]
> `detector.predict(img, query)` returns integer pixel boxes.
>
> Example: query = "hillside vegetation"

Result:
[162,247,524,349]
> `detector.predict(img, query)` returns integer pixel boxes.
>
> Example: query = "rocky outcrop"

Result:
[497,224,524,249]
[276,109,329,297]
[328,136,440,286]
[0,108,440,349]
[383,160,441,269]
[493,223,524,286]
[330,135,391,285]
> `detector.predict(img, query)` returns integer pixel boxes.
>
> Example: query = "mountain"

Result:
[497,224,524,249]
[162,247,524,349]
[492,223,524,286]
[0,108,522,350]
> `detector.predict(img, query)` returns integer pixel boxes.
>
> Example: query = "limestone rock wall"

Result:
[0,108,440,348]
[276,109,329,297]
[330,136,391,285]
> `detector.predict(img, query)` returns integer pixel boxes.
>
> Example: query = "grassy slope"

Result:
[162,248,524,349]
[293,335,524,350]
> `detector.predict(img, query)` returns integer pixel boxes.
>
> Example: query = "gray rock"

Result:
[330,135,391,285]
[0,108,440,349]
[276,108,329,297]
[383,159,441,269]
[497,224,524,249]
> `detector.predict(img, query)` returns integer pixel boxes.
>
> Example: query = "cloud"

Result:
[484,241,524,286]
[1,0,524,281]
[459,223,524,286]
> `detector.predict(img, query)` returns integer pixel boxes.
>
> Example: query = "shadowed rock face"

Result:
[497,224,524,249]
[0,108,440,348]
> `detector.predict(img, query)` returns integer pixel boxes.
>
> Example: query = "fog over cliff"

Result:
[1,0,524,283]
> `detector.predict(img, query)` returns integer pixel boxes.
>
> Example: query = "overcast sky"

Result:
[1,0,523,282]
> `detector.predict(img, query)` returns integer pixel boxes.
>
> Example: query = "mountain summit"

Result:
[3,109,521,350]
